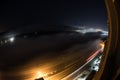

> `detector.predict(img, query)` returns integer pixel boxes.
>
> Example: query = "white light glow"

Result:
[75,28,108,35]
[9,37,15,42]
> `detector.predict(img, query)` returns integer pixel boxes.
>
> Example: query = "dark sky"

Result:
[0,0,107,32]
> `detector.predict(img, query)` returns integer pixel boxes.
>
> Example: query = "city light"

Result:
[99,42,105,51]
[35,71,44,79]
[9,37,15,42]
[75,28,108,35]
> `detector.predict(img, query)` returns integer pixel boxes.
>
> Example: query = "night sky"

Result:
[0,0,107,32]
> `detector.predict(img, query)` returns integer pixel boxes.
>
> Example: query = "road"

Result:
[0,32,103,80]
[45,41,102,80]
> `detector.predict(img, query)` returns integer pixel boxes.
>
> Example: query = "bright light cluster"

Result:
[75,28,108,35]
[35,71,44,79]
[100,42,105,52]
[9,37,15,42]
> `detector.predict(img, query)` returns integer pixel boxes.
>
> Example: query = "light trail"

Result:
[86,49,101,62]
[86,41,105,62]
[61,49,100,80]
